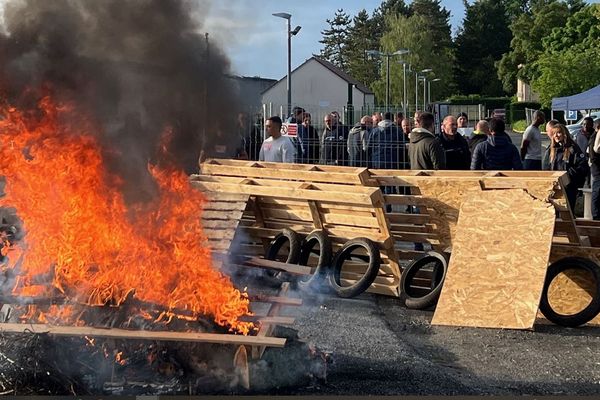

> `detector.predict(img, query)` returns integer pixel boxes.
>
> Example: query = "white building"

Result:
[261,56,375,122]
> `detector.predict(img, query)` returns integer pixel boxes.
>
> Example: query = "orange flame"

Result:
[0,96,253,334]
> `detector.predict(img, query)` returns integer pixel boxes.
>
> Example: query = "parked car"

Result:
[567,111,600,139]
[492,108,506,120]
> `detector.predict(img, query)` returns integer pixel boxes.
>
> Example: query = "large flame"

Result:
[0,96,253,334]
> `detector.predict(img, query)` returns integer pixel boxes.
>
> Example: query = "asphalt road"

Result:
[273,290,600,395]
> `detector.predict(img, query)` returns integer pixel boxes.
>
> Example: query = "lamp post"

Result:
[367,49,409,111]
[400,62,409,114]
[428,78,441,105]
[273,12,301,118]
[419,68,432,111]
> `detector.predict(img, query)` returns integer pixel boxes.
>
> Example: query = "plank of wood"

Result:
[237,257,312,275]
[252,282,291,359]
[201,163,364,185]
[190,181,377,205]
[0,323,286,347]
[307,200,324,230]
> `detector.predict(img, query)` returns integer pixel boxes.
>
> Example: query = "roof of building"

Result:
[262,56,374,95]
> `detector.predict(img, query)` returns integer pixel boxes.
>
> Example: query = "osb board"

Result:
[432,189,556,329]
[416,178,561,250]
[548,245,600,325]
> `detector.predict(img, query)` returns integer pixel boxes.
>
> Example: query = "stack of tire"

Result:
[266,229,600,327]
[266,228,450,303]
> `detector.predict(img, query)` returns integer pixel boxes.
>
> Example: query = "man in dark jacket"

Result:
[409,112,446,170]
[471,118,522,170]
[320,112,349,165]
[439,115,471,170]
[368,111,405,169]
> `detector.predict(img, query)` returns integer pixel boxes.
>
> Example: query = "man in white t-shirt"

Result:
[259,116,296,163]
[520,110,545,170]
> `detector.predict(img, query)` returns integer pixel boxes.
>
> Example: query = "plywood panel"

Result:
[432,189,556,329]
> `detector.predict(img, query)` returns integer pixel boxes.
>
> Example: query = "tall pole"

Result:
[286,18,292,117]
[403,63,407,114]
[385,56,390,112]
[422,77,426,111]
[415,73,419,112]
[428,80,431,106]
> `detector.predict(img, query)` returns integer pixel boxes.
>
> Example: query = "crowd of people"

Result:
[219,107,600,217]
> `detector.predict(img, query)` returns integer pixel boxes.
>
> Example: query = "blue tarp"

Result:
[551,84,600,110]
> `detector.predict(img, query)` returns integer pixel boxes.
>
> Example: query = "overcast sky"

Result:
[2,0,598,80]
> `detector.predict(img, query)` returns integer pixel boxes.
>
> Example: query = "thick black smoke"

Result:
[0,0,240,202]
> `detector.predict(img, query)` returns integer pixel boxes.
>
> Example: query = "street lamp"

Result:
[400,61,410,114]
[367,49,409,111]
[428,78,441,104]
[273,12,301,118]
[420,69,433,110]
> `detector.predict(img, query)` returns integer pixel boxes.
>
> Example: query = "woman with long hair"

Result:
[546,124,589,211]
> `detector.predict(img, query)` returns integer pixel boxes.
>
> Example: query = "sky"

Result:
[203,0,466,80]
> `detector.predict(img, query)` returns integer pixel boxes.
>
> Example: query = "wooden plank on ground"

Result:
[432,189,556,329]
[0,323,286,347]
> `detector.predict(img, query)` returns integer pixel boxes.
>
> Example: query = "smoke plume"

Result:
[0,0,240,202]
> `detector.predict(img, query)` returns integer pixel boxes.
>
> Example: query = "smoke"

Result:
[0,0,240,202]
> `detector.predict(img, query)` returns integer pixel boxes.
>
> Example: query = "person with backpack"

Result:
[545,123,589,211]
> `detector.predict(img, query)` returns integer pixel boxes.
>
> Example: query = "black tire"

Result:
[400,251,448,310]
[539,257,600,327]
[329,238,381,298]
[265,228,303,281]
[297,230,333,290]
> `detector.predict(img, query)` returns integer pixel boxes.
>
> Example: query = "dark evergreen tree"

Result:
[319,9,351,70]
[454,0,512,95]
[409,0,453,55]
[345,9,380,86]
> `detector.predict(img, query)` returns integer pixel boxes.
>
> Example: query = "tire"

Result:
[265,228,303,282]
[539,257,600,327]
[297,230,332,291]
[329,238,381,298]
[400,251,448,310]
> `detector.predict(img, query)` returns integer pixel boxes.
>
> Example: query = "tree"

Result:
[319,9,351,70]
[496,0,572,93]
[530,4,600,105]
[374,13,455,109]
[345,9,380,86]
[454,0,512,95]
[409,0,453,55]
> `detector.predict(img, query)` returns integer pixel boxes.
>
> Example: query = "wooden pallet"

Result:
[196,159,600,327]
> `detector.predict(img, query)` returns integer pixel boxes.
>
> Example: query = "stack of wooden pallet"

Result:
[193,159,600,329]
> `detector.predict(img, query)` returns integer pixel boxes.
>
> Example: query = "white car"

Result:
[568,111,600,139]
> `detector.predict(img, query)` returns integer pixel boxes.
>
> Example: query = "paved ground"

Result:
[271,290,600,395]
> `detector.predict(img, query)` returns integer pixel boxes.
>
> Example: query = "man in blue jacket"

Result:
[471,118,522,170]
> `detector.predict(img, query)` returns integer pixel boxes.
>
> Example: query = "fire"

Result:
[0,96,253,334]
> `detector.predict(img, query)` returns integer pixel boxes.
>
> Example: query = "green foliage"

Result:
[345,9,380,87]
[454,0,512,96]
[409,0,453,54]
[375,13,455,108]
[530,4,600,106]
[319,9,351,70]
[512,119,528,132]
[497,0,572,93]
